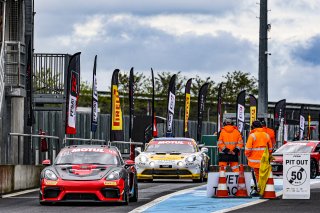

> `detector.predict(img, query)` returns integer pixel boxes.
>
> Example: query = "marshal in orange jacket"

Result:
[218,125,243,153]
[250,127,276,149]
[245,128,273,168]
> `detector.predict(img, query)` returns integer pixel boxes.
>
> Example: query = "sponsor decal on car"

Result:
[152,141,193,145]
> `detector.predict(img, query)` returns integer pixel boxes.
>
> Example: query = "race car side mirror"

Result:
[135,147,141,154]
[201,147,208,153]
[42,159,51,166]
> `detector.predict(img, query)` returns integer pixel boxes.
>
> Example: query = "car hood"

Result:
[51,165,117,181]
[140,152,194,161]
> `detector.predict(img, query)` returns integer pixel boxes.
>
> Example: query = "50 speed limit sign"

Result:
[283,153,310,199]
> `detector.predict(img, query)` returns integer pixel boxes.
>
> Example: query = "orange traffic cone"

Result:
[262,170,276,199]
[214,166,229,198]
[235,164,251,198]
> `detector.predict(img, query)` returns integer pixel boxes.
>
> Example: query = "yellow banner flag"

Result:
[258,146,271,196]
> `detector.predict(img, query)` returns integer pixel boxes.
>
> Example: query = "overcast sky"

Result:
[34,0,320,104]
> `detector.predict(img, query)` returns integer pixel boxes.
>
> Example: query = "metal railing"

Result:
[4,41,25,87]
[33,53,68,95]
[8,133,60,165]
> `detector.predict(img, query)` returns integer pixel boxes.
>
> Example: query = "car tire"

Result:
[129,176,138,202]
[310,159,318,179]
[193,165,204,183]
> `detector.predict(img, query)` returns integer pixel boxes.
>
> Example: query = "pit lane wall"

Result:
[0,165,43,195]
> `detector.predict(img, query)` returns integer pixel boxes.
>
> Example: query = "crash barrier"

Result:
[0,165,43,196]
[8,133,60,165]
[207,165,252,198]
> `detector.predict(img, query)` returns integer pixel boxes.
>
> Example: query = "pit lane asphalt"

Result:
[0,180,204,213]
[230,182,320,213]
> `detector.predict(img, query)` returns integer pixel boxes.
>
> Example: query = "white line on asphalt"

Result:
[129,185,205,213]
[6,197,38,199]
[2,188,38,198]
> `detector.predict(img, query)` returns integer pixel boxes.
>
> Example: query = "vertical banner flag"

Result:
[307,110,311,140]
[236,90,246,133]
[299,105,305,140]
[91,55,98,132]
[65,52,81,134]
[217,83,223,133]
[197,83,209,142]
[166,74,176,137]
[249,94,257,130]
[151,68,158,137]
[129,67,135,160]
[184,78,192,137]
[110,69,124,141]
[129,67,134,140]
[26,39,34,126]
[274,99,286,146]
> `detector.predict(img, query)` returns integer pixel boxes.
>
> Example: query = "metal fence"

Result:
[23,111,216,165]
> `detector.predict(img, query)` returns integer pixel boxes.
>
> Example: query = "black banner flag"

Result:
[65,52,81,134]
[166,74,176,137]
[184,78,192,137]
[110,69,124,141]
[274,99,286,146]
[91,55,98,132]
[217,83,223,133]
[129,67,134,140]
[151,68,158,137]
[236,90,246,133]
[197,83,209,142]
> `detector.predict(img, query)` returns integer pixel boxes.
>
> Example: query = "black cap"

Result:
[252,120,262,128]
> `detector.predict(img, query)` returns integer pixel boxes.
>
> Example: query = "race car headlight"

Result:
[149,161,155,167]
[186,156,196,163]
[44,170,58,181]
[139,155,148,163]
[177,161,184,167]
[106,171,120,180]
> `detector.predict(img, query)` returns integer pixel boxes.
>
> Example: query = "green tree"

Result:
[220,70,258,104]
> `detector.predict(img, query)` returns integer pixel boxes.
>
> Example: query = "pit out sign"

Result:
[283,153,310,199]
[206,172,251,197]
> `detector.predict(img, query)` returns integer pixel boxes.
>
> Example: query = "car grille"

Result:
[63,193,99,201]
[142,169,192,176]
[44,187,61,198]
[100,188,120,198]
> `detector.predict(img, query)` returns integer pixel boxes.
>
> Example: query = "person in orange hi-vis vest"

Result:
[249,120,276,149]
[245,120,273,182]
[217,118,243,172]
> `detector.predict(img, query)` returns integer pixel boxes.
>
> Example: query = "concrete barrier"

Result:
[0,165,44,196]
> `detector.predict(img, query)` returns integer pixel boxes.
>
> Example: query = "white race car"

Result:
[135,137,209,182]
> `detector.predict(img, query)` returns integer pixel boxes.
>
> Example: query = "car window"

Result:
[314,144,320,152]
[274,144,313,154]
[55,148,119,165]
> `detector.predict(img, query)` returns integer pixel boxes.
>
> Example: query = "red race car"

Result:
[271,141,320,179]
[39,145,138,205]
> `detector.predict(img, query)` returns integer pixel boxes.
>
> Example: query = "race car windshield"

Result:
[145,143,195,153]
[274,144,313,154]
[55,150,119,165]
